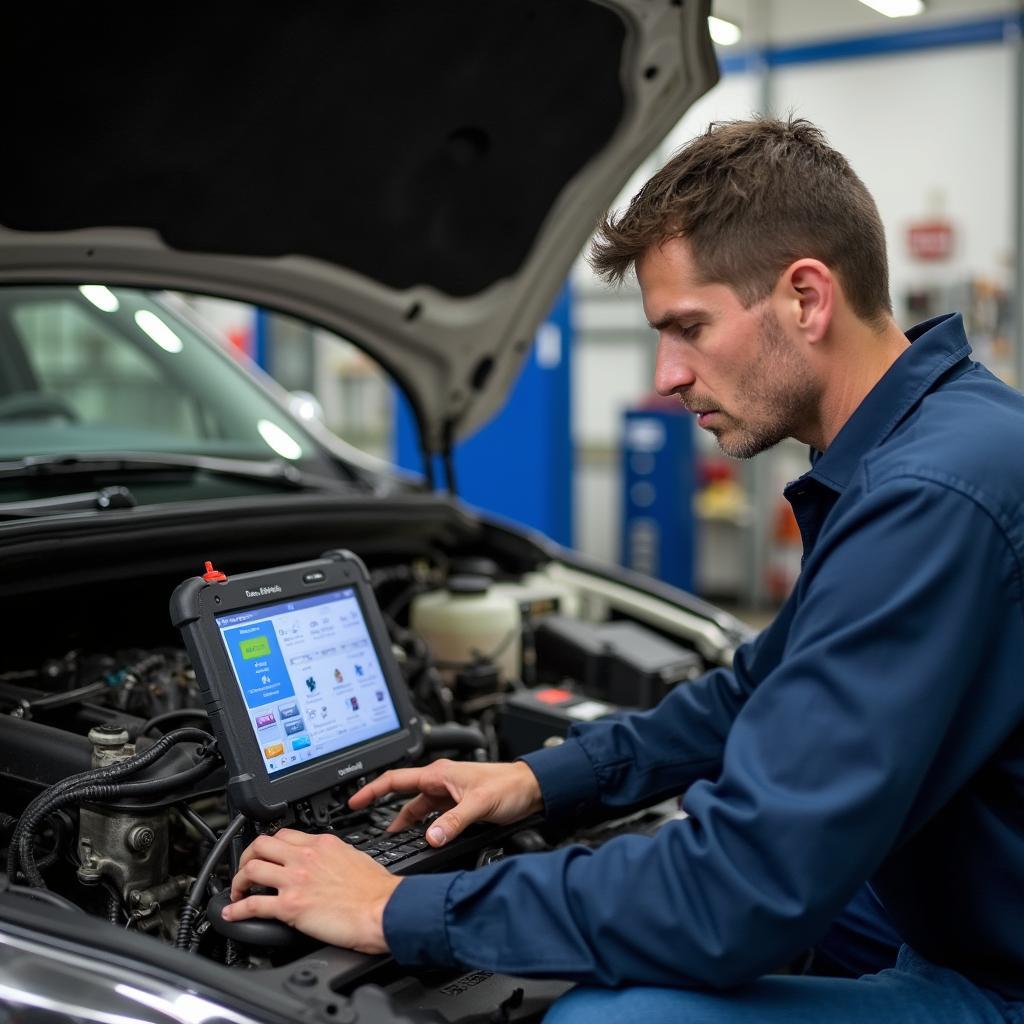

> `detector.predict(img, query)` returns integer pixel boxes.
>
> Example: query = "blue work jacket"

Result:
[384,313,1024,997]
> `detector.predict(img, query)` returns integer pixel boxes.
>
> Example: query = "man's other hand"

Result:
[348,759,544,847]
[223,829,400,954]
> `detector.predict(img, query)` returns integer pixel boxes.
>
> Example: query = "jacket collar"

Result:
[803,313,972,495]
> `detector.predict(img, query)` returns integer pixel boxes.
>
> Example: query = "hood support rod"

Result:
[442,419,458,496]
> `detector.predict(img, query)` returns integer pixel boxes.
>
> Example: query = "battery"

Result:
[498,686,618,758]
[534,616,703,708]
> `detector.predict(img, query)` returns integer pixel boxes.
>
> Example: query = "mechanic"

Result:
[223,118,1024,1023]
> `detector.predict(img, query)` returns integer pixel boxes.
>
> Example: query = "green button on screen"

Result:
[240,636,271,660]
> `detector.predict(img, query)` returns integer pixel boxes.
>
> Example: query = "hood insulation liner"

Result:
[2,1,625,298]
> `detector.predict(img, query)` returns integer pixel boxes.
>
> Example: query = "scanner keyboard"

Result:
[325,800,535,876]
[335,814,431,868]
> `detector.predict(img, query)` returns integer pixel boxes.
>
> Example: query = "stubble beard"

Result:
[706,309,821,460]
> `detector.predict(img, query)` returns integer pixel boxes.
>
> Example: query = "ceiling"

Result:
[711,0,1020,49]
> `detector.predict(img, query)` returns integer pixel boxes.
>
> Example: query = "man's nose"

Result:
[654,337,696,397]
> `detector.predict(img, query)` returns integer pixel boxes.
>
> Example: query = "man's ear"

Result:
[780,259,834,343]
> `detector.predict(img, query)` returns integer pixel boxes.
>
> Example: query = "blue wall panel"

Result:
[395,284,573,547]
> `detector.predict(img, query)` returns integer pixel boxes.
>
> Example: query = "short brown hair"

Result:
[590,117,892,327]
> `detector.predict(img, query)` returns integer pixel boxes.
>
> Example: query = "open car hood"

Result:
[0,0,717,455]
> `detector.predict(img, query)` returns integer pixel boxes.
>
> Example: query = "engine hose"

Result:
[186,813,247,911]
[176,803,218,845]
[27,680,108,711]
[106,758,220,798]
[16,726,214,830]
[17,757,220,889]
[423,722,489,754]
[3,812,61,879]
[33,823,62,871]
[63,655,163,713]
[418,666,454,723]
[16,758,217,888]
[8,726,213,879]
[139,709,209,738]
[175,813,247,952]
[174,904,199,951]
[28,653,168,713]
[9,729,215,886]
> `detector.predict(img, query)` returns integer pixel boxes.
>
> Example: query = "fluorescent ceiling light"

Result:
[79,284,119,313]
[257,419,303,461]
[708,15,741,46]
[855,0,925,17]
[134,310,183,353]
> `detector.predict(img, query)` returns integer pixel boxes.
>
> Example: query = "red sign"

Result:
[907,220,954,261]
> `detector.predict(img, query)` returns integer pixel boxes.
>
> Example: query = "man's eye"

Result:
[680,324,702,341]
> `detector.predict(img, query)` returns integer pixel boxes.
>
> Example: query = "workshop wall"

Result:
[571,19,1020,604]
[774,41,1015,347]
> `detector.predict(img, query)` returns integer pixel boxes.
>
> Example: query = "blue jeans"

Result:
[544,888,1024,1024]
[544,948,1024,1024]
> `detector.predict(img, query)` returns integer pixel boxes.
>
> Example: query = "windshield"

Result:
[0,285,334,473]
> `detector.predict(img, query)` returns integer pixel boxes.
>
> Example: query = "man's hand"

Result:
[349,759,544,847]
[222,829,401,954]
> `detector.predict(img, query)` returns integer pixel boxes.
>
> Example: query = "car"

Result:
[0,3,743,1022]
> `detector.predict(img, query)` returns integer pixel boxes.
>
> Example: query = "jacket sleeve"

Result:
[383,478,1017,988]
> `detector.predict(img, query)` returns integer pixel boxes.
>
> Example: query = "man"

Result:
[223,118,1024,1023]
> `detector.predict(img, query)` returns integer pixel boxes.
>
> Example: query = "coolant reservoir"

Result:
[410,575,521,683]
[493,570,581,622]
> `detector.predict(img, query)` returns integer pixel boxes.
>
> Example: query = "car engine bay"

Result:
[0,500,747,1021]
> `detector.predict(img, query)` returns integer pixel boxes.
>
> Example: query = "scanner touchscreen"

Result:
[216,587,401,782]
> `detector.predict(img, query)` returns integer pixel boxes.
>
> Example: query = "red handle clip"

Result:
[202,560,228,582]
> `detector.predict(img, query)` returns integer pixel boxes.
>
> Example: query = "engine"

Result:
[0,551,733,975]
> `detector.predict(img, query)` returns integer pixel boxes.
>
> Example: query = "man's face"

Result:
[637,237,821,458]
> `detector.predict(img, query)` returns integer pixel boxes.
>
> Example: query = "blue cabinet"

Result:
[620,407,694,591]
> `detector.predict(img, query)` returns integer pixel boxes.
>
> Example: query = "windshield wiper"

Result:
[0,485,137,519]
[0,452,354,492]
